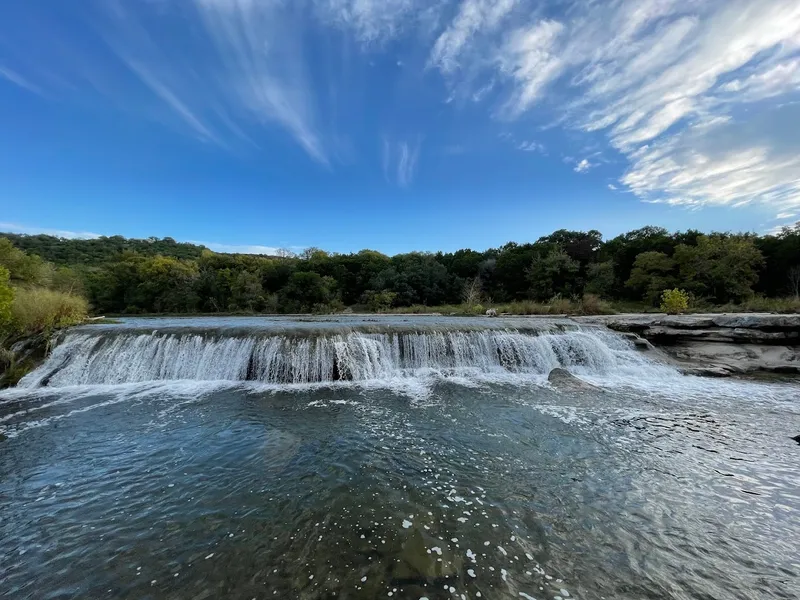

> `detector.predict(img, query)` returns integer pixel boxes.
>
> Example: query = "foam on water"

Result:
[4,325,796,416]
[18,328,662,388]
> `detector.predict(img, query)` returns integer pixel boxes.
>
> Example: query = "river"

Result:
[1,316,798,599]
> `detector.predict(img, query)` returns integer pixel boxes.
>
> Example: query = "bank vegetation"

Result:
[2,224,800,320]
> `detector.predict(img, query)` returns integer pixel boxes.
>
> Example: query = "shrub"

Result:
[365,290,397,312]
[579,293,615,315]
[548,294,573,314]
[712,296,800,314]
[10,288,88,337]
[0,266,13,333]
[660,288,689,314]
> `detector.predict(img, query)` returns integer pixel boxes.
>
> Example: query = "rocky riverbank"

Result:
[0,333,52,388]
[577,313,800,376]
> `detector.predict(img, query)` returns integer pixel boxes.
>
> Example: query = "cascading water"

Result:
[17,327,660,388]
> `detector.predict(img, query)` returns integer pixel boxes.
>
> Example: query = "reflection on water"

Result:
[1,375,798,600]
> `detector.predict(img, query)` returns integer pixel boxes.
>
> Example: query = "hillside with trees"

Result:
[2,224,799,316]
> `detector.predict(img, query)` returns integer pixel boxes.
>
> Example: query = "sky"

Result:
[1,0,799,255]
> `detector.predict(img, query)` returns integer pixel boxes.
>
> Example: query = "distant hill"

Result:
[0,233,208,265]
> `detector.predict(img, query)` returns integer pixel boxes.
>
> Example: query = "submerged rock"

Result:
[391,528,462,583]
[547,368,601,392]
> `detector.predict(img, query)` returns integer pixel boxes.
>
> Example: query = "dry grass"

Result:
[707,296,800,314]
[383,295,616,316]
[10,288,88,336]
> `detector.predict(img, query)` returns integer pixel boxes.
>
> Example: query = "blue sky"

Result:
[1,0,799,255]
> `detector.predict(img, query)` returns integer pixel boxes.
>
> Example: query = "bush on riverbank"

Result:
[383,294,615,316]
[9,288,88,337]
[706,296,800,314]
[660,289,690,314]
[0,266,13,330]
[1,243,90,387]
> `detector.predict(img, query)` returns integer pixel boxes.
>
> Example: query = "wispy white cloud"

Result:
[607,183,617,190]
[719,58,800,102]
[517,140,544,153]
[0,223,103,239]
[440,0,800,211]
[2,0,329,164]
[319,0,439,45]
[4,0,800,214]
[429,0,518,73]
[382,136,422,187]
[0,66,42,95]
[495,19,564,117]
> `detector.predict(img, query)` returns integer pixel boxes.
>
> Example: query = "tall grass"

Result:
[9,288,88,337]
[383,295,616,316]
[707,296,800,314]
[492,294,615,316]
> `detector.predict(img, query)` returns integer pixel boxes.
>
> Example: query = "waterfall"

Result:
[17,327,658,388]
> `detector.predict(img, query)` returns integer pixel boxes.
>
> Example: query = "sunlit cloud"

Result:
[2,0,799,215]
[430,0,800,211]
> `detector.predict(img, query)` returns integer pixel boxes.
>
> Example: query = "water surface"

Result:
[1,318,798,599]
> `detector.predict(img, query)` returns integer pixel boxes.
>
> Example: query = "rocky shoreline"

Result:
[577,313,800,377]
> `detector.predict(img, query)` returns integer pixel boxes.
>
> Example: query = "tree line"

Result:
[2,224,800,315]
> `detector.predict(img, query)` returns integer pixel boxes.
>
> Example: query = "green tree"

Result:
[584,261,616,298]
[626,251,677,304]
[364,290,397,312]
[527,248,580,301]
[674,235,764,303]
[134,256,200,313]
[280,272,339,313]
[603,226,676,299]
[230,270,265,311]
[493,243,539,301]
[0,238,53,286]
[754,223,800,296]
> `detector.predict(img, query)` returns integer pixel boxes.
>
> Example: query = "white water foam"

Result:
[17,328,666,389]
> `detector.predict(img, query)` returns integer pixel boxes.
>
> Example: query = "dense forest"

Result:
[2,225,800,315]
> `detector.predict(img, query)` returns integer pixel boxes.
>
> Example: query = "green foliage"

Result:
[626,251,677,305]
[365,290,397,312]
[527,248,580,301]
[0,238,53,286]
[1,224,798,316]
[660,289,690,314]
[584,261,616,298]
[0,233,207,264]
[674,235,764,303]
[230,270,265,311]
[0,266,13,332]
[280,272,339,313]
[10,288,88,336]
